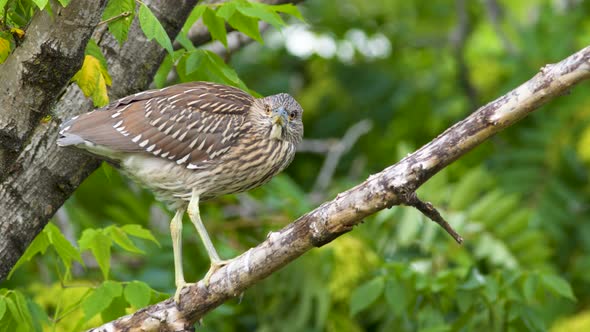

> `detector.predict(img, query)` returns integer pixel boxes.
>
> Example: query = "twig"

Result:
[97,11,132,26]
[450,0,478,110]
[483,0,517,55]
[297,138,338,154]
[405,192,463,244]
[311,119,372,195]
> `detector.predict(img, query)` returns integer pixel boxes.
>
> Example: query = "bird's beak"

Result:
[272,107,288,127]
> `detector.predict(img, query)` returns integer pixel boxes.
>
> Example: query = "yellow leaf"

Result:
[10,28,25,39]
[0,37,12,63]
[72,55,111,107]
[91,71,109,107]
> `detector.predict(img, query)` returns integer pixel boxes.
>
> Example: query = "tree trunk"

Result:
[0,0,198,281]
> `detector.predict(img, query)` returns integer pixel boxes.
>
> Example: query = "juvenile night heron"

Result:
[57,81,304,301]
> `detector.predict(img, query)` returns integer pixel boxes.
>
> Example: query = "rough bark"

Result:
[0,0,199,281]
[91,46,590,331]
[0,0,108,179]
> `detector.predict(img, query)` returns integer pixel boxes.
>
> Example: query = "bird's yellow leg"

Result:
[188,190,232,285]
[170,207,193,303]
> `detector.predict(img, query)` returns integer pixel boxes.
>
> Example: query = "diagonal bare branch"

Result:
[90,44,590,332]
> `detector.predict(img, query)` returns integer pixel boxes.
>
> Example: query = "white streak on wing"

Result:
[139,139,149,147]
[164,124,174,135]
[176,154,190,165]
[116,126,126,132]
[197,137,207,150]
[113,120,123,128]
[171,128,182,139]
[146,144,156,152]
[189,136,200,149]
[132,134,142,143]
[178,131,188,141]
[187,163,205,169]
[59,126,71,135]
[151,117,163,126]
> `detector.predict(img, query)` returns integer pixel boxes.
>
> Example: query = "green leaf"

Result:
[350,276,385,316]
[449,167,488,210]
[101,161,114,182]
[138,4,173,54]
[175,31,196,51]
[540,274,576,301]
[226,11,262,43]
[456,290,476,313]
[82,281,123,319]
[384,278,408,316]
[124,281,152,308]
[459,269,486,290]
[204,50,248,89]
[215,1,236,21]
[102,0,135,44]
[45,223,84,278]
[0,298,5,320]
[31,0,48,9]
[238,4,285,30]
[181,4,206,34]
[27,299,49,331]
[57,0,71,6]
[105,226,144,254]
[271,3,305,21]
[153,52,174,88]
[121,224,160,246]
[0,0,8,16]
[8,228,50,279]
[11,291,33,330]
[523,273,537,303]
[203,7,227,47]
[100,293,127,322]
[4,296,20,320]
[184,49,206,75]
[79,229,112,280]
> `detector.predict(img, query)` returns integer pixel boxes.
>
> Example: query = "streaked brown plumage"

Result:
[57,81,304,301]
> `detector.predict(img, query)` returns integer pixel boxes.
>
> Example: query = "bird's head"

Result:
[254,93,304,144]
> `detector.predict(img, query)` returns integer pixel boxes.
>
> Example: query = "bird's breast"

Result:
[119,137,296,205]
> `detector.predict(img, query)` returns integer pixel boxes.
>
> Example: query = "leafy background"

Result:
[2,0,590,331]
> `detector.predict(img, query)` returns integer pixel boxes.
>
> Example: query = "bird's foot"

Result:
[174,281,195,303]
[203,259,234,286]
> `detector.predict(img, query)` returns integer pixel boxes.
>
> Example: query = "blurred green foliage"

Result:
[3,0,590,331]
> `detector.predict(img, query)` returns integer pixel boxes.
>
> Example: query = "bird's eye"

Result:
[265,105,271,115]
[289,111,296,120]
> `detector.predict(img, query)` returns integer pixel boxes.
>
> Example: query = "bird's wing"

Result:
[58,82,255,168]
